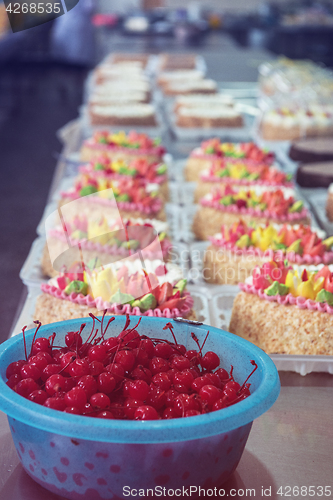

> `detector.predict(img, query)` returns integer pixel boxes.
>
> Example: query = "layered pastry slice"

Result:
[175,106,244,129]
[192,185,310,241]
[203,220,333,284]
[78,156,169,200]
[91,82,151,105]
[89,103,157,127]
[185,139,274,182]
[34,261,195,325]
[194,159,293,202]
[59,177,166,221]
[229,260,333,355]
[174,93,234,112]
[157,70,204,89]
[163,79,217,96]
[42,215,172,278]
[80,130,166,164]
[94,63,148,85]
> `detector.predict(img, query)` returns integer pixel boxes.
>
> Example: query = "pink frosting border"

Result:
[191,149,274,165]
[239,282,333,315]
[49,228,172,259]
[200,172,293,188]
[209,236,333,265]
[60,191,163,216]
[84,139,165,158]
[41,283,194,318]
[79,165,168,186]
[201,198,309,222]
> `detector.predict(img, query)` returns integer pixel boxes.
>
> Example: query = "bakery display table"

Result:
[3,36,333,499]
[1,372,332,500]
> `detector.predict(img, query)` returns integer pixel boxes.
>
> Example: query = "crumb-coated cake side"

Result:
[229,291,333,355]
[34,294,197,326]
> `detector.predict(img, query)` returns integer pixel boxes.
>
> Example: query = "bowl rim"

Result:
[0,316,280,443]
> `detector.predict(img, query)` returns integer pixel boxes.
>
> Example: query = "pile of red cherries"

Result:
[6,314,257,421]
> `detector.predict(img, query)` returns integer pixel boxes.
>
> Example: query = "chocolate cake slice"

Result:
[296,161,333,188]
[290,137,333,163]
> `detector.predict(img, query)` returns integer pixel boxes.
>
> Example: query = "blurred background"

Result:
[1,0,333,339]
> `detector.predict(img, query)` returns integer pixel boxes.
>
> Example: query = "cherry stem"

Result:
[238,360,258,394]
[163,322,178,345]
[122,314,131,333]
[101,316,115,341]
[58,355,76,375]
[30,321,42,357]
[191,332,200,351]
[49,332,56,351]
[22,326,28,361]
[199,330,210,354]
[100,310,107,339]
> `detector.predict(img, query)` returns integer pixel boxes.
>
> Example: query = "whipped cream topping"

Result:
[90,92,147,104]
[94,80,150,93]
[176,93,234,106]
[263,105,333,129]
[178,106,240,118]
[91,104,155,117]
[168,79,217,92]
[159,70,204,81]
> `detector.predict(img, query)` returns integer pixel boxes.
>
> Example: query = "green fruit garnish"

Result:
[80,185,98,197]
[264,281,288,296]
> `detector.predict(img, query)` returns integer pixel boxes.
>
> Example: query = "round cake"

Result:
[289,137,333,163]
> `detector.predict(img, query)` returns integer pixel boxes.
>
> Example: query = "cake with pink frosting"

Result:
[78,156,169,201]
[192,185,310,241]
[193,160,293,202]
[41,216,172,279]
[203,220,333,285]
[59,177,166,222]
[229,260,333,355]
[185,139,274,182]
[34,261,195,325]
[81,130,166,164]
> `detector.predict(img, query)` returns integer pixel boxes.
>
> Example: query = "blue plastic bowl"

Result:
[0,317,280,500]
